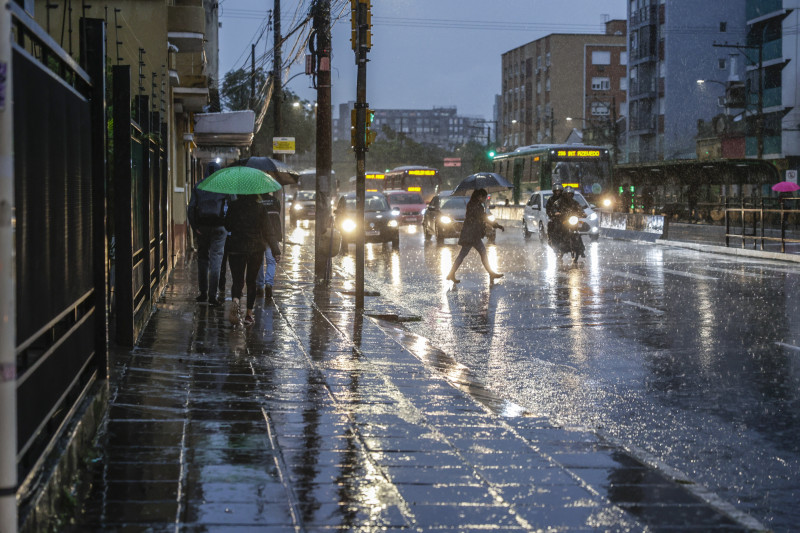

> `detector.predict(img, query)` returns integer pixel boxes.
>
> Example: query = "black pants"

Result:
[228,251,264,311]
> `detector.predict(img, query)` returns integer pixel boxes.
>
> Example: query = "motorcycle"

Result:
[548,211,587,263]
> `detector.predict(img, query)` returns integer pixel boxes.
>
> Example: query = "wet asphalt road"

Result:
[312,222,800,531]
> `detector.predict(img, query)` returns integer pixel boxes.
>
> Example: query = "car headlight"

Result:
[440,215,452,224]
[588,212,598,221]
[487,214,496,222]
[293,203,303,210]
[342,219,357,233]
[391,209,400,216]
[388,220,398,228]
[603,198,612,207]
[568,215,579,226]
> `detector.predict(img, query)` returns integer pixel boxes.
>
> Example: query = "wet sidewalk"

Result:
[71,243,761,531]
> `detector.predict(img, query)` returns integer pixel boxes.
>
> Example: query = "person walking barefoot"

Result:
[445,188,504,284]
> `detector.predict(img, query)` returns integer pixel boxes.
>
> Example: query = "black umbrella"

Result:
[239,156,299,186]
[451,172,513,196]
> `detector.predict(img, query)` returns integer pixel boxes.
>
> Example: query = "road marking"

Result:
[610,270,652,282]
[622,300,665,315]
[697,266,770,279]
[775,342,800,352]
[661,268,717,280]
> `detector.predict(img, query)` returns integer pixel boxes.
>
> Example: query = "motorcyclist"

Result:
[545,187,564,245]
[559,189,586,260]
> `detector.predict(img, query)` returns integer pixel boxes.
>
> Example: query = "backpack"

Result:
[193,190,226,226]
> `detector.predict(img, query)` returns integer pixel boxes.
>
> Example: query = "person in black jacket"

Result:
[445,188,504,284]
[224,194,281,326]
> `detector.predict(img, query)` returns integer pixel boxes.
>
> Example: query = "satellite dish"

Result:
[713,115,728,134]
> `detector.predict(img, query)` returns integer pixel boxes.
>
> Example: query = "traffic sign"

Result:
[444,157,461,167]
[787,169,798,184]
[273,137,295,154]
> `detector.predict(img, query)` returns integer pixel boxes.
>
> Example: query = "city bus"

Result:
[492,144,613,205]
[383,166,442,203]
[346,171,386,194]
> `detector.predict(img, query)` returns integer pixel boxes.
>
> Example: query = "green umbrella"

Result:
[197,166,282,195]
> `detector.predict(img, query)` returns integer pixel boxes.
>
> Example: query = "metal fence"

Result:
[112,68,169,346]
[11,5,107,503]
[725,197,800,253]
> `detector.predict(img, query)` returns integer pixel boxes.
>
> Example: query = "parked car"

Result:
[383,189,426,225]
[522,189,600,241]
[423,191,497,244]
[334,192,400,250]
[290,190,316,223]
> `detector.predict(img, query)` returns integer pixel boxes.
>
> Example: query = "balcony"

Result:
[747,0,782,22]
[745,135,782,157]
[748,86,782,109]
[174,50,207,88]
[630,5,657,28]
[168,3,205,54]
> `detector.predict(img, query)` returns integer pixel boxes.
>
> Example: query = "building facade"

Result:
[500,20,627,151]
[626,0,747,163]
[335,103,487,150]
[745,0,799,176]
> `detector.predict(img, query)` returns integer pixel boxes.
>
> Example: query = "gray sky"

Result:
[219,1,627,121]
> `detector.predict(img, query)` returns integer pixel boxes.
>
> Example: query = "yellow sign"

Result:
[366,173,385,180]
[273,137,296,154]
[408,169,436,176]
[562,183,579,189]
[407,186,421,192]
[557,150,600,157]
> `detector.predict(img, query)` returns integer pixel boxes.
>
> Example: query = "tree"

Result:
[220,67,268,111]
[251,88,317,157]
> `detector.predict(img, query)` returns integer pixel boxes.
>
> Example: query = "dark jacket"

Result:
[458,198,493,246]
[187,187,228,228]
[259,193,283,242]
[224,196,281,256]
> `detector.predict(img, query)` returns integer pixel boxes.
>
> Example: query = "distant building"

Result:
[626,0,746,163]
[500,20,627,152]
[334,103,486,150]
[745,0,799,176]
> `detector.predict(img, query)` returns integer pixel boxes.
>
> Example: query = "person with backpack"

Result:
[255,192,282,299]
[187,161,229,306]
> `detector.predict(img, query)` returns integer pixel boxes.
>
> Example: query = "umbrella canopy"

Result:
[240,156,299,186]
[451,172,514,196]
[771,181,800,193]
[197,166,282,195]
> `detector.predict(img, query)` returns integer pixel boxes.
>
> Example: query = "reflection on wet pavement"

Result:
[71,228,760,531]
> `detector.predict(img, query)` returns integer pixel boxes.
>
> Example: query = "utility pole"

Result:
[312,0,332,280]
[273,0,282,147]
[250,43,255,109]
[714,41,764,159]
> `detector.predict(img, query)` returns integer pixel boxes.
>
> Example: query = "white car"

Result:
[522,190,600,241]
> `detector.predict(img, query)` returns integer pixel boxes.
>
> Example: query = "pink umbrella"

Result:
[772,181,800,192]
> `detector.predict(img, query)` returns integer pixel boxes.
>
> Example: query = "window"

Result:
[537,56,542,69]
[620,51,628,65]
[591,101,610,116]
[620,77,628,90]
[718,58,726,69]
[537,80,541,94]
[592,51,611,65]
[545,52,551,66]
[546,77,551,91]
[592,77,611,90]
[720,21,727,32]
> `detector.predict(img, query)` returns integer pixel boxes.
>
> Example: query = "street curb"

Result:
[656,239,800,263]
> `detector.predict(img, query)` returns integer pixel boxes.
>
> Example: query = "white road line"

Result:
[661,268,717,280]
[610,271,652,282]
[697,266,769,279]
[775,342,800,352]
[622,300,665,315]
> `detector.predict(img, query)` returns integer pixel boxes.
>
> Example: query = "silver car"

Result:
[522,190,600,241]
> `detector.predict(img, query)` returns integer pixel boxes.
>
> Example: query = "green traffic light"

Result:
[488,151,495,158]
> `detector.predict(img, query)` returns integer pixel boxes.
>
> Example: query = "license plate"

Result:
[366,230,380,236]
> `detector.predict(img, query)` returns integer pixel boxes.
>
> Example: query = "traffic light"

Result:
[365,109,376,147]
[487,149,496,159]
[350,0,372,51]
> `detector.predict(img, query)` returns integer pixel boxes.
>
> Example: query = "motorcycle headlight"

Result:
[603,198,612,208]
[342,219,357,233]
[293,203,303,210]
[487,214,496,222]
[388,220,399,228]
[588,212,598,221]
[568,215,579,226]
[440,215,452,224]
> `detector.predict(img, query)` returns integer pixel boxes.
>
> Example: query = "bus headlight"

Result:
[440,215,452,224]
[342,219,357,233]
[588,212,598,221]
[388,220,398,228]
[568,215,579,226]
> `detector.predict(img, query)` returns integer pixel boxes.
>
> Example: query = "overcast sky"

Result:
[218,0,627,121]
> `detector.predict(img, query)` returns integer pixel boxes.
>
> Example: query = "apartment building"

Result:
[500,20,627,151]
[626,0,746,162]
